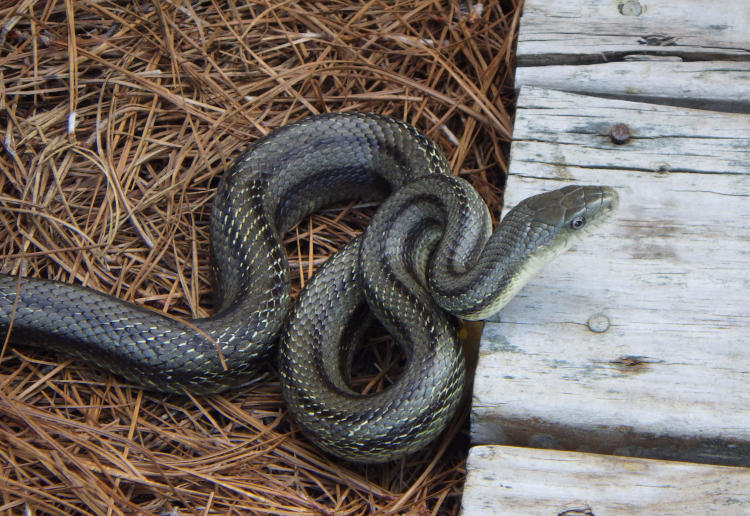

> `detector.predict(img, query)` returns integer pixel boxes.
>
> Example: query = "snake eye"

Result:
[570,216,586,229]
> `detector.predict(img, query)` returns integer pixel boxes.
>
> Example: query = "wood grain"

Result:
[462,445,750,515]
[472,87,750,464]
[517,0,750,65]
[515,0,750,112]
[516,61,750,112]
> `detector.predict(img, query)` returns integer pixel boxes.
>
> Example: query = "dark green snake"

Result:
[0,113,618,462]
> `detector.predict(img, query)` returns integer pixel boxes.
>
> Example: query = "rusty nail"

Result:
[610,123,631,145]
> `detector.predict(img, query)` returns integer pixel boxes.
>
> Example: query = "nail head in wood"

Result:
[618,0,643,16]
[609,123,631,144]
[587,313,610,333]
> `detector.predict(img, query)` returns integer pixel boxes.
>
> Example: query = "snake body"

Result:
[0,113,618,462]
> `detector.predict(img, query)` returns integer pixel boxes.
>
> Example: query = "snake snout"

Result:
[601,186,619,214]
[583,185,619,213]
[577,185,619,234]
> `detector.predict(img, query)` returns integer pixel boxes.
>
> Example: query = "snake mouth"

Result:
[584,186,619,234]
[601,186,619,214]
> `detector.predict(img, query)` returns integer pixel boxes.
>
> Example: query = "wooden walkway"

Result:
[462,0,750,513]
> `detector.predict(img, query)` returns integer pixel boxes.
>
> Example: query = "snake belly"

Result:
[0,112,618,463]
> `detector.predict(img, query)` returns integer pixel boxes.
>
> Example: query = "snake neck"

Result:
[431,185,619,321]
[357,173,541,323]
[435,206,559,321]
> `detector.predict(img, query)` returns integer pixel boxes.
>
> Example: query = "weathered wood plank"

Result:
[517,0,750,66]
[472,87,750,465]
[516,61,750,112]
[461,445,750,516]
[515,0,750,111]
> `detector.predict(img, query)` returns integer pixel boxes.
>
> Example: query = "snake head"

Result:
[509,184,620,279]
[522,185,619,247]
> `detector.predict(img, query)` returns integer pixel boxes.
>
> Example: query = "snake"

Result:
[0,112,618,463]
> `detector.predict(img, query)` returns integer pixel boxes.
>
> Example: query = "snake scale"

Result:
[0,113,618,462]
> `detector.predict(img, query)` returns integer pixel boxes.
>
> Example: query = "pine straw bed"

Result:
[0,1,519,514]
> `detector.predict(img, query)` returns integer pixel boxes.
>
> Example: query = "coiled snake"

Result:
[0,113,618,462]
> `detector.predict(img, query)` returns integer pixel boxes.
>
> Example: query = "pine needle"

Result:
[0,1,519,513]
